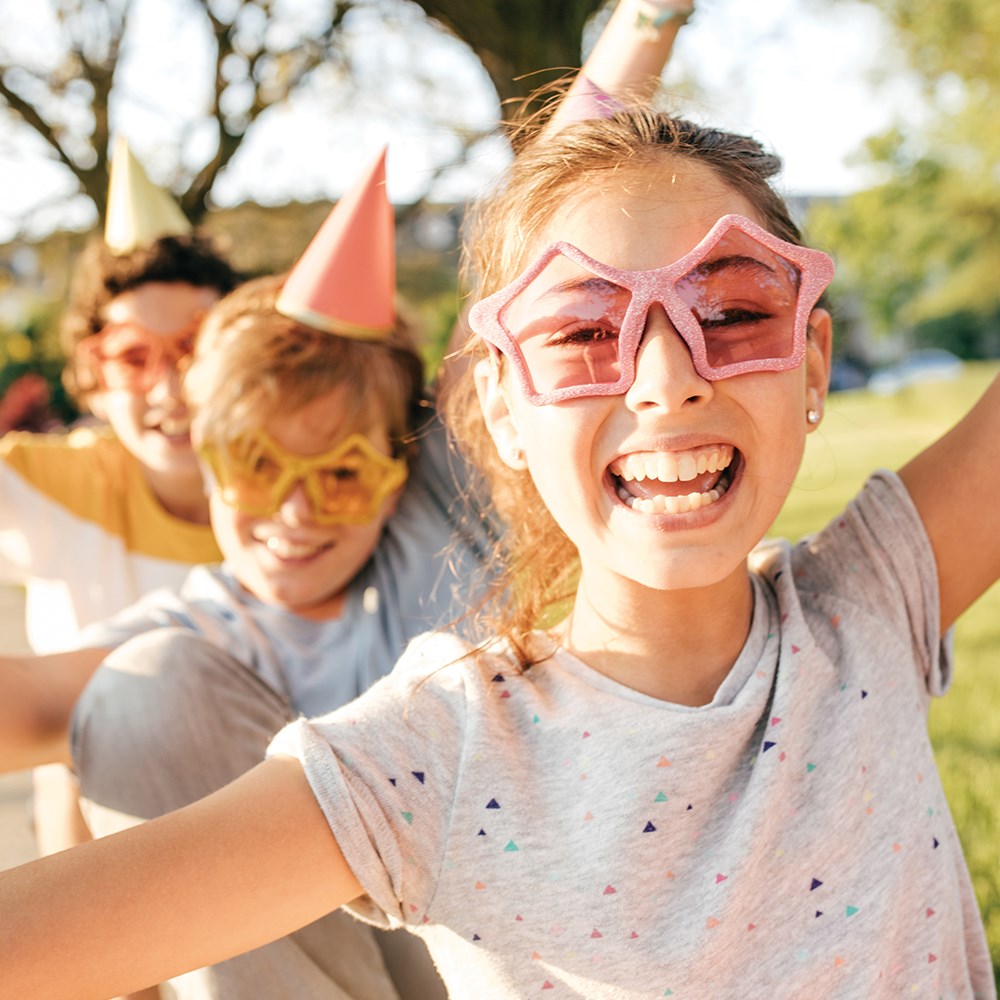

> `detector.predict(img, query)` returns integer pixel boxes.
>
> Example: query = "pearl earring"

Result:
[806,409,821,425]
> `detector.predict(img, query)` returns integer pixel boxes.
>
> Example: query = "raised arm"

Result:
[0,646,109,772]
[0,756,361,1000]
[898,372,1000,630]
[549,0,694,129]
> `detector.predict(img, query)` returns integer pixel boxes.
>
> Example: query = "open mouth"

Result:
[149,416,192,443]
[257,535,336,562]
[608,444,738,515]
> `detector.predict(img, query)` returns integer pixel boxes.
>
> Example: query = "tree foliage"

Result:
[808,0,1000,353]
[0,0,600,231]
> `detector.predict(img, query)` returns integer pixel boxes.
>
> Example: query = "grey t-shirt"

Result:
[270,471,995,999]
[80,411,497,717]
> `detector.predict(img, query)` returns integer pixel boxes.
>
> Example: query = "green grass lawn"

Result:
[771,362,1000,987]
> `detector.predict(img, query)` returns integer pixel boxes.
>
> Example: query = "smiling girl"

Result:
[3,29,998,1000]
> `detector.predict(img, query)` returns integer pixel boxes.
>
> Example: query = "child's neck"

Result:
[143,465,211,525]
[561,568,754,707]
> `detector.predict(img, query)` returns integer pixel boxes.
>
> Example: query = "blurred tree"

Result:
[0,0,600,230]
[808,0,1000,351]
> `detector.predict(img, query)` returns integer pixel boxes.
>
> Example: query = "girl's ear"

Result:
[805,307,833,429]
[473,357,528,470]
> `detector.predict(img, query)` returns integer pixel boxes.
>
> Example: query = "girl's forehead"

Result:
[531,160,760,272]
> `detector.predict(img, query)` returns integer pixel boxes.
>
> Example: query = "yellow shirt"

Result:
[0,426,220,652]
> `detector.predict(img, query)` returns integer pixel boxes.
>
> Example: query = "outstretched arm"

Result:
[0,756,362,1000]
[0,646,109,772]
[898,373,1000,630]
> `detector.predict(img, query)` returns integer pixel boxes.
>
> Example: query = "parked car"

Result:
[866,349,964,396]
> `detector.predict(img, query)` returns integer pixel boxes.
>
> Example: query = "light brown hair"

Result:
[186,274,426,461]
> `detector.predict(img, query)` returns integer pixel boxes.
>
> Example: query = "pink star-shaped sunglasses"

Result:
[468,213,835,406]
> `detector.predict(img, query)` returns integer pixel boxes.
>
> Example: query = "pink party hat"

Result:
[276,147,395,339]
[104,136,191,254]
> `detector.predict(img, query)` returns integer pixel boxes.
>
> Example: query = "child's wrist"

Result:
[628,0,695,40]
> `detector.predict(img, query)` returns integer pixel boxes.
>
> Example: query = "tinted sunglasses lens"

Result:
[500,254,630,395]
[312,444,385,519]
[215,444,284,513]
[673,230,802,370]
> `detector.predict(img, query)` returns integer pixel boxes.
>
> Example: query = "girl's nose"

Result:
[623,304,714,412]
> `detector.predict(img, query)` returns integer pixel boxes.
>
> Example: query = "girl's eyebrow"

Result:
[535,275,628,298]
[683,254,778,278]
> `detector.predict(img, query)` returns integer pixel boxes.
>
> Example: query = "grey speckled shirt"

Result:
[272,471,994,1000]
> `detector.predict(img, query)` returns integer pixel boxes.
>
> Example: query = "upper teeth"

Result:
[262,536,325,559]
[610,445,733,484]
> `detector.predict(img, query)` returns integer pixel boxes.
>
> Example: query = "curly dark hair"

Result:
[60,233,243,407]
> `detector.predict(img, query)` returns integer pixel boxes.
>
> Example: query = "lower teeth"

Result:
[617,483,726,515]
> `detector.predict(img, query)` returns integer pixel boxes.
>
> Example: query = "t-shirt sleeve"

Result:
[267,631,473,929]
[795,469,951,696]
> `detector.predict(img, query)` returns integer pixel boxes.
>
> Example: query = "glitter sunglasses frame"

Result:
[201,430,408,526]
[468,213,835,406]
[79,320,200,392]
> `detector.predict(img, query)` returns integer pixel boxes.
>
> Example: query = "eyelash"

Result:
[546,323,619,347]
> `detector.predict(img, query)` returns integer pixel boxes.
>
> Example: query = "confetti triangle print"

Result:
[532,952,542,961]
[582,731,591,739]
[584,811,594,822]
[486,798,501,809]
[504,840,519,852]
[643,821,657,833]
[861,690,869,699]
[715,873,727,884]
[762,741,776,753]
[926,908,935,918]
[629,931,639,939]
[770,716,782,726]
[810,878,823,891]
[533,714,541,724]
[815,911,823,918]
[542,982,554,990]
[472,933,481,941]
[706,916,721,929]
[478,829,486,836]
[656,755,672,768]
[845,905,859,917]
[654,792,668,803]
[928,953,937,964]
[806,763,817,773]
[603,885,616,895]
[401,811,413,824]
[475,881,486,890]
[412,771,425,784]
[591,928,603,939]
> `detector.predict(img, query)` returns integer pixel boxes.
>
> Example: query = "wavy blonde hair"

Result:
[445,105,806,666]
